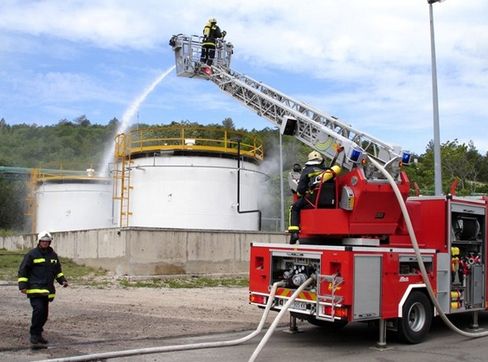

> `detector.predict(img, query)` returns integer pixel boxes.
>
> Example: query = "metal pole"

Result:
[279,131,285,231]
[429,1,443,195]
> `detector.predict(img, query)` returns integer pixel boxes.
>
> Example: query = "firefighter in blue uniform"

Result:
[200,18,226,67]
[288,151,327,244]
[18,231,68,346]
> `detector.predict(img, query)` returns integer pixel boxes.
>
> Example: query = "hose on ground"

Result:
[248,276,315,362]
[369,156,488,338]
[40,280,286,362]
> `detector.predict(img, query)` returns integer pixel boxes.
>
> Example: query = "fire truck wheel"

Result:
[398,291,433,344]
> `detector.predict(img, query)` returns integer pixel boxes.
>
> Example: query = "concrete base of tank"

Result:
[0,227,287,276]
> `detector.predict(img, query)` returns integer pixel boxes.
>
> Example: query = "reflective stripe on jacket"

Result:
[296,164,326,197]
[18,246,67,300]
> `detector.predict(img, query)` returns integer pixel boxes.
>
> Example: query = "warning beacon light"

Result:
[401,151,412,166]
[348,147,363,163]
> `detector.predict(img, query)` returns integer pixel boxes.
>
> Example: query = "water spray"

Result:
[98,65,175,176]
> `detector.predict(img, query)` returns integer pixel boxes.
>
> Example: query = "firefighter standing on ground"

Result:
[18,231,68,346]
[288,151,327,244]
[200,18,226,67]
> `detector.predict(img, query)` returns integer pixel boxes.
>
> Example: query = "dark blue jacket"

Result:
[18,246,67,301]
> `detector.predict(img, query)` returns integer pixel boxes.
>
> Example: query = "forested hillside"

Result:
[1,117,487,233]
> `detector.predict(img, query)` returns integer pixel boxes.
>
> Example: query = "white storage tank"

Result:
[113,126,265,231]
[35,171,113,233]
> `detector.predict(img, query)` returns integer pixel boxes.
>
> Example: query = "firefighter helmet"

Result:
[208,18,217,24]
[306,151,324,165]
[37,231,53,242]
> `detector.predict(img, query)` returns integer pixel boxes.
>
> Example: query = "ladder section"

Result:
[113,134,133,227]
[170,34,404,173]
[317,273,344,321]
[212,66,403,171]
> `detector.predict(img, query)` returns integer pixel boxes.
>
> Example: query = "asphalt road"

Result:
[115,317,488,362]
[10,313,488,362]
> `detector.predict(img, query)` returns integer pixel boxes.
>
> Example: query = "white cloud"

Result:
[0,0,486,153]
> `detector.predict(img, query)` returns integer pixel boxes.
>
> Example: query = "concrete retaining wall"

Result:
[0,227,287,276]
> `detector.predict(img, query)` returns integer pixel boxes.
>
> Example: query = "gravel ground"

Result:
[0,282,287,361]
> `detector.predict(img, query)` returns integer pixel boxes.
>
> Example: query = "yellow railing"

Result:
[114,126,264,161]
[34,170,110,183]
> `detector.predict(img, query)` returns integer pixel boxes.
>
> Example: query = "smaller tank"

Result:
[34,169,113,233]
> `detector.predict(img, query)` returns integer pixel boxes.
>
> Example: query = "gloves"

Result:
[222,30,227,38]
[63,281,69,288]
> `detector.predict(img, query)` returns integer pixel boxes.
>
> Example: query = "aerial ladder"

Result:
[169,34,412,181]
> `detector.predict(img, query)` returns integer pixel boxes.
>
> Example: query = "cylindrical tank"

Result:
[35,175,112,233]
[113,126,265,231]
[128,155,262,230]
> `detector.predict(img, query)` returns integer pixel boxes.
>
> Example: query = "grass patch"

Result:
[0,229,18,237]
[1,248,249,289]
[0,249,25,280]
[119,276,248,289]
[59,257,107,281]
[0,248,108,283]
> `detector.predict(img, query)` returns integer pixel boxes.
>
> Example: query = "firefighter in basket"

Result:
[200,18,226,73]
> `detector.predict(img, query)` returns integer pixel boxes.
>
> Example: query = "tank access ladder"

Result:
[169,34,410,176]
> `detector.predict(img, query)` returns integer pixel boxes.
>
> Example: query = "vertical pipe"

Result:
[236,138,262,230]
[279,130,285,231]
[429,3,443,195]
[377,319,387,348]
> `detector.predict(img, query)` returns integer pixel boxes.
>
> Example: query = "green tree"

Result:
[222,117,235,130]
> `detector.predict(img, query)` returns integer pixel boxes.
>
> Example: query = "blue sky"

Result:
[0,0,487,155]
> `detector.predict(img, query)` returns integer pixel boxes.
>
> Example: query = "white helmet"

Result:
[306,151,324,165]
[37,231,53,242]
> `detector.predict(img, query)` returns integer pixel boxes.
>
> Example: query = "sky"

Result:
[0,0,487,156]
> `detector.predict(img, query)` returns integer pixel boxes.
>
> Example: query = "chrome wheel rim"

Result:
[407,301,426,332]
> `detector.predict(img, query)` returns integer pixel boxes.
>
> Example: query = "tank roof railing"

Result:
[115,126,264,161]
[33,168,110,183]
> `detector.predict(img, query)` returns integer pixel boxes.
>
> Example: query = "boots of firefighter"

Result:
[30,334,48,345]
[289,232,299,244]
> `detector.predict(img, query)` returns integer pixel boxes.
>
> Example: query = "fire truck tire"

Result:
[398,291,433,344]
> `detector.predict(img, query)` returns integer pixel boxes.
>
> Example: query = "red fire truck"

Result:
[170,35,487,344]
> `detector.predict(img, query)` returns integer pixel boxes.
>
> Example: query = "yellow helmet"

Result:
[208,18,217,24]
[306,151,323,165]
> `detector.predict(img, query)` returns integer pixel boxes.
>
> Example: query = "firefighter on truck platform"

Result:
[288,151,325,243]
[288,151,341,244]
[18,231,68,346]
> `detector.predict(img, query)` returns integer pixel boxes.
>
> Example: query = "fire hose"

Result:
[369,156,488,339]
[248,276,315,362]
[39,280,288,362]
